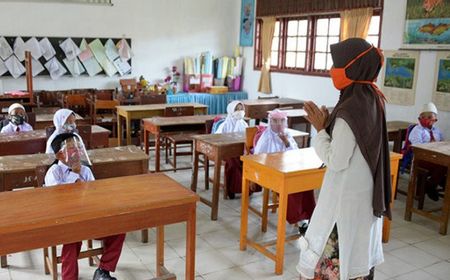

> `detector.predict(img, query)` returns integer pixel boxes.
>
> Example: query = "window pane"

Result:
[368,16,380,35]
[326,53,333,70]
[287,37,297,51]
[288,20,298,36]
[271,51,278,66]
[366,36,379,46]
[272,37,279,51]
[286,52,296,68]
[329,18,340,36]
[316,18,329,36]
[314,53,326,70]
[297,37,307,51]
[274,21,280,36]
[315,37,328,52]
[298,20,308,36]
[296,52,306,68]
[327,36,339,52]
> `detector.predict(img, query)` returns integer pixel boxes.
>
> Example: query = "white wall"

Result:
[0,0,241,91]
[242,0,450,138]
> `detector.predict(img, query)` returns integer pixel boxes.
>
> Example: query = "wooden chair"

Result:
[163,106,196,171]
[91,99,119,137]
[139,94,167,105]
[245,126,279,232]
[120,79,137,94]
[45,124,92,150]
[35,165,103,280]
[63,94,90,119]
[94,89,115,100]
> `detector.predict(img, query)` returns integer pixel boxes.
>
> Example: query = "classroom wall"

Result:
[0,0,241,91]
[241,0,450,138]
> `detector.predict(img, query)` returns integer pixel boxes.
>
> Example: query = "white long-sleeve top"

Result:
[44,161,95,186]
[297,118,384,280]
[0,122,33,133]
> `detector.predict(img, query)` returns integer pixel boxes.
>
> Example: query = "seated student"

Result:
[212,101,248,198]
[253,110,315,234]
[0,103,33,133]
[46,108,86,154]
[45,132,125,280]
[409,102,446,201]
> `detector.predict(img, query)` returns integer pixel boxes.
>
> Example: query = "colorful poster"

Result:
[239,0,255,47]
[403,0,450,49]
[432,51,450,111]
[380,50,420,106]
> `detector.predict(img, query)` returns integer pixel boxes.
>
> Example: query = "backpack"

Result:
[400,124,417,174]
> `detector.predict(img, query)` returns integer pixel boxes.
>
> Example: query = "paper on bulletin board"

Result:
[116,38,132,62]
[105,39,119,61]
[0,37,13,60]
[432,51,450,112]
[60,38,81,61]
[13,37,26,62]
[31,57,45,77]
[63,57,85,77]
[380,50,419,106]
[113,57,131,76]
[0,59,8,76]
[89,39,117,77]
[79,39,102,77]
[44,57,67,80]
[39,38,56,60]
[4,55,26,78]
[25,37,43,60]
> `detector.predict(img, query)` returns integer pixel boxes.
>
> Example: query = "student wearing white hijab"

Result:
[214,100,248,134]
[0,103,33,133]
[45,108,85,154]
[253,110,315,233]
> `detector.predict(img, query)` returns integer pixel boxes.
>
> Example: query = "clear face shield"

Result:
[60,136,92,169]
[269,116,288,135]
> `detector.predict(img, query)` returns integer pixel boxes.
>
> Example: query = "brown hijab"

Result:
[327,38,392,219]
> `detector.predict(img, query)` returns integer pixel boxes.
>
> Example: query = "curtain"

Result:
[340,8,373,41]
[258,17,276,94]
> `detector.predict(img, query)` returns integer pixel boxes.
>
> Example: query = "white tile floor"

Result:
[2,155,449,280]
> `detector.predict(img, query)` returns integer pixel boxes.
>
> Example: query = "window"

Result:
[254,14,382,76]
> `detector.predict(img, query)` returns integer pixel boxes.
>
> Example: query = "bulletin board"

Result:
[0,36,132,78]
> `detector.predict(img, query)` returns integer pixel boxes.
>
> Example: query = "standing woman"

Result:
[297,38,391,280]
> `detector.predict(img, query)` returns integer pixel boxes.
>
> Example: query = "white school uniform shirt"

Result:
[44,161,95,186]
[0,122,33,133]
[297,118,383,280]
[408,123,444,144]
[45,109,86,154]
[253,127,297,154]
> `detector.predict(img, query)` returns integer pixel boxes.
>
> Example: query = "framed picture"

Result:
[239,0,255,47]
[432,51,450,111]
[380,50,420,106]
[402,0,450,49]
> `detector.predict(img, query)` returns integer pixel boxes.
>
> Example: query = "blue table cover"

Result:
[167,91,248,115]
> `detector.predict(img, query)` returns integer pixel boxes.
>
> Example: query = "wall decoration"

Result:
[380,50,420,106]
[432,51,450,111]
[402,0,450,49]
[239,0,255,46]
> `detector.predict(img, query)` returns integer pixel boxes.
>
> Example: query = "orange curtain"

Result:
[340,7,373,41]
[258,17,276,94]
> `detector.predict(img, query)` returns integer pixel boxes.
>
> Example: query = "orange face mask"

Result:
[330,45,384,90]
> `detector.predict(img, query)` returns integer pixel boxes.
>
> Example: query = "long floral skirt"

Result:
[300,226,374,280]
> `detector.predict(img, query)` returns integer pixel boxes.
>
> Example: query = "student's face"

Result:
[270,118,286,134]
[420,112,438,125]
[235,104,244,111]
[66,114,76,125]
[57,138,81,168]
[11,108,25,117]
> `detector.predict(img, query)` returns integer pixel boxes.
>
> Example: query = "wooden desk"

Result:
[190,130,309,220]
[239,149,402,274]
[387,121,414,153]
[142,115,221,172]
[116,103,208,146]
[0,125,110,156]
[405,141,450,235]
[35,113,86,130]
[0,174,198,280]
[242,99,304,122]
[0,145,149,192]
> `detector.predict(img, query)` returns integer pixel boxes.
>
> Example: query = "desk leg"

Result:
[1,256,7,268]
[186,205,196,280]
[439,175,450,235]
[125,114,131,146]
[204,157,209,190]
[144,128,149,155]
[405,162,417,221]
[275,191,288,275]
[117,114,122,146]
[211,160,222,220]
[155,132,161,172]
[240,176,250,251]
[393,132,402,154]
[191,148,199,193]
[156,226,164,277]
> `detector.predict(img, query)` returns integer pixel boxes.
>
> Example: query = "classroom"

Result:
[0,0,449,280]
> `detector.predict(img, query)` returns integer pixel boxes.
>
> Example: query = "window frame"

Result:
[253,10,383,77]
